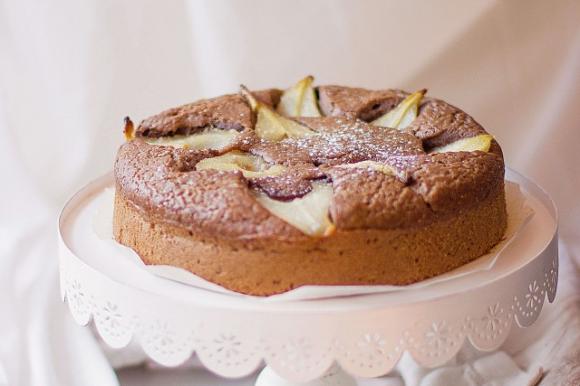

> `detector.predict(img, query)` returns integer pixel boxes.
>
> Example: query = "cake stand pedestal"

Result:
[58,169,558,384]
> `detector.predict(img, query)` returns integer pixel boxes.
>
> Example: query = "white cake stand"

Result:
[58,169,558,384]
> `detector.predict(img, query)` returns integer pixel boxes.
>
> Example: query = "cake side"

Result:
[113,183,506,296]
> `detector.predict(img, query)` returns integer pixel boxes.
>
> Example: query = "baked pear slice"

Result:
[241,85,316,141]
[123,117,135,141]
[145,128,238,150]
[429,134,493,153]
[372,89,426,129]
[196,151,286,178]
[276,75,321,117]
[255,183,335,237]
[338,160,395,175]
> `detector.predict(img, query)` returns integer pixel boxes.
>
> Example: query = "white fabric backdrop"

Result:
[0,1,578,385]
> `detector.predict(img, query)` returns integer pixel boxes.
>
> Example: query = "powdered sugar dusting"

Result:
[288,117,423,166]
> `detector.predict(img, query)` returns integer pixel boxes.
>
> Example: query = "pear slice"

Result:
[196,151,286,178]
[241,85,316,141]
[123,117,135,141]
[429,134,493,154]
[256,183,335,237]
[146,128,238,150]
[372,89,426,129]
[338,160,395,175]
[276,75,321,117]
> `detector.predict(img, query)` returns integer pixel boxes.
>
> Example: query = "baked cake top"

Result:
[115,77,504,240]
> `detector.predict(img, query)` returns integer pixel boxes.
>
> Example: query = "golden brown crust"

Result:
[317,85,407,121]
[137,89,282,137]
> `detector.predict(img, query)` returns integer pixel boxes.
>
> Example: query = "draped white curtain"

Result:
[0,1,578,385]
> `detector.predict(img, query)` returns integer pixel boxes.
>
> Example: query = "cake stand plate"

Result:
[58,169,558,384]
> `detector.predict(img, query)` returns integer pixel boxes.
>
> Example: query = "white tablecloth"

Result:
[0,1,579,385]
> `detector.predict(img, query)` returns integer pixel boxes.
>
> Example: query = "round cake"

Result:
[113,77,507,296]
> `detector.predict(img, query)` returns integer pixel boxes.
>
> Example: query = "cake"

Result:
[113,76,507,296]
